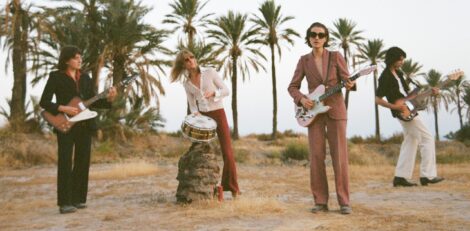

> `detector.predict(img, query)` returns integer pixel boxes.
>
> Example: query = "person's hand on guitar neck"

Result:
[345,78,356,90]
[58,105,79,116]
[300,97,315,110]
[107,87,117,102]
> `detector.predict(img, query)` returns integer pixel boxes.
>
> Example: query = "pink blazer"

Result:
[287,50,351,120]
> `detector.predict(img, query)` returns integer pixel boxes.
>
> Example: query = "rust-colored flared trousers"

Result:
[202,109,240,193]
[308,114,350,206]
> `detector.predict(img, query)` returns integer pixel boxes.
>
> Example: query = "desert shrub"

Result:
[234,148,250,163]
[281,140,309,162]
[436,141,470,164]
[446,124,470,143]
[254,130,303,141]
[382,133,403,144]
[349,135,364,144]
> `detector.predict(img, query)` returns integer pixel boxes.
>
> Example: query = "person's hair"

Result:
[170,50,200,82]
[58,45,81,71]
[385,46,406,68]
[305,22,330,48]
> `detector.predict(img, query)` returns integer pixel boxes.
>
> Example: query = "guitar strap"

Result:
[323,52,333,87]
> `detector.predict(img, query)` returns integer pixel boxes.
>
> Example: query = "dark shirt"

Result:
[376,68,411,118]
[40,70,111,131]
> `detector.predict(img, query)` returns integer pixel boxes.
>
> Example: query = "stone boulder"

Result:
[176,142,220,203]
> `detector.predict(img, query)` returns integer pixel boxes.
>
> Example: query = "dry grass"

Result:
[0,130,56,168]
[1,162,469,230]
[184,196,286,218]
[90,161,158,180]
[3,129,468,169]
[1,130,470,230]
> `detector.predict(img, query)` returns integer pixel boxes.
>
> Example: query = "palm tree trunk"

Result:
[343,47,350,109]
[188,31,194,50]
[87,0,101,94]
[433,98,440,141]
[457,89,463,129]
[373,69,380,141]
[270,43,277,140]
[112,54,126,84]
[231,55,239,140]
[10,1,28,131]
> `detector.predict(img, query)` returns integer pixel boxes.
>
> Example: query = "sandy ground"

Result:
[1,161,470,231]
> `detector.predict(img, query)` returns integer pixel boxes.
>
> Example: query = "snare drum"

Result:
[181,114,217,142]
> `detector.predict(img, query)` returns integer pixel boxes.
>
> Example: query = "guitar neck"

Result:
[82,81,124,107]
[83,90,109,107]
[318,73,360,101]
[413,76,453,99]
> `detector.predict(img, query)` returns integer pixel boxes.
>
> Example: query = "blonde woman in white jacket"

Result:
[171,50,240,197]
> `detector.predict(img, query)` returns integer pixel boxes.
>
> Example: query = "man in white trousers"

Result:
[375,46,444,187]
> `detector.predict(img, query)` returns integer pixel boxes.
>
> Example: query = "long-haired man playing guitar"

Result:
[375,47,444,187]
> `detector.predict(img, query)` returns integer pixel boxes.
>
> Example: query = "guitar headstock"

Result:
[359,65,377,76]
[446,69,464,81]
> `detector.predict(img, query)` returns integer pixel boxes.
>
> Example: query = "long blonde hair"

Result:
[170,50,197,82]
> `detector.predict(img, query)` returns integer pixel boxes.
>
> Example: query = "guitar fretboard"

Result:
[318,73,360,101]
[82,79,129,107]
[412,76,455,101]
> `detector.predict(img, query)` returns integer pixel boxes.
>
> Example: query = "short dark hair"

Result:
[58,45,81,71]
[385,46,406,67]
[305,22,330,48]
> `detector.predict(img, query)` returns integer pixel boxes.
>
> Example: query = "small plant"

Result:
[281,140,309,162]
[446,124,470,143]
[234,148,250,163]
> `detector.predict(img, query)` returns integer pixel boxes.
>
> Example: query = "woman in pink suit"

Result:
[288,22,355,214]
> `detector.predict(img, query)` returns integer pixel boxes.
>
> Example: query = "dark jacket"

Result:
[376,68,411,117]
[40,70,111,131]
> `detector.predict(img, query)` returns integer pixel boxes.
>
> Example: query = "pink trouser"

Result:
[202,109,240,193]
[308,114,349,206]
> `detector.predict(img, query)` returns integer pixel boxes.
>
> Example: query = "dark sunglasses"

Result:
[184,55,195,62]
[308,31,327,39]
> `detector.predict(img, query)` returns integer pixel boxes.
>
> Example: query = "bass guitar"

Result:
[394,70,464,121]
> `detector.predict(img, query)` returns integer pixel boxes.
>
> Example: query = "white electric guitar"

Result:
[295,65,377,127]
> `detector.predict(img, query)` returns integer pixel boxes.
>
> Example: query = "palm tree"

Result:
[463,84,470,122]
[163,0,212,49]
[449,76,468,129]
[401,59,424,84]
[251,0,299,140]
[423,69,453,141]
[208,11,266,139]
[101,0,171,105]
[0,0,45,131]
[29,3,96,85]
[356,39,386,141]
[176,39,221,67]
[54,0,105,92]
[330,18,364,109]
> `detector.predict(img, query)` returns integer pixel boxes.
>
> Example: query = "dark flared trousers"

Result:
[308,114,350,206]
[56,123,92,206]
[202,109,240,193]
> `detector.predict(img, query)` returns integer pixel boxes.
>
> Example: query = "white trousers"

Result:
[395,116,437,179]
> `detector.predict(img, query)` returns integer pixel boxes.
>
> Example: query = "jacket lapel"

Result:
[306,52,324,83]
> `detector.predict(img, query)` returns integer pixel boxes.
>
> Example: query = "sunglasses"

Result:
[184,55,195,62]
[308,31,327,39]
